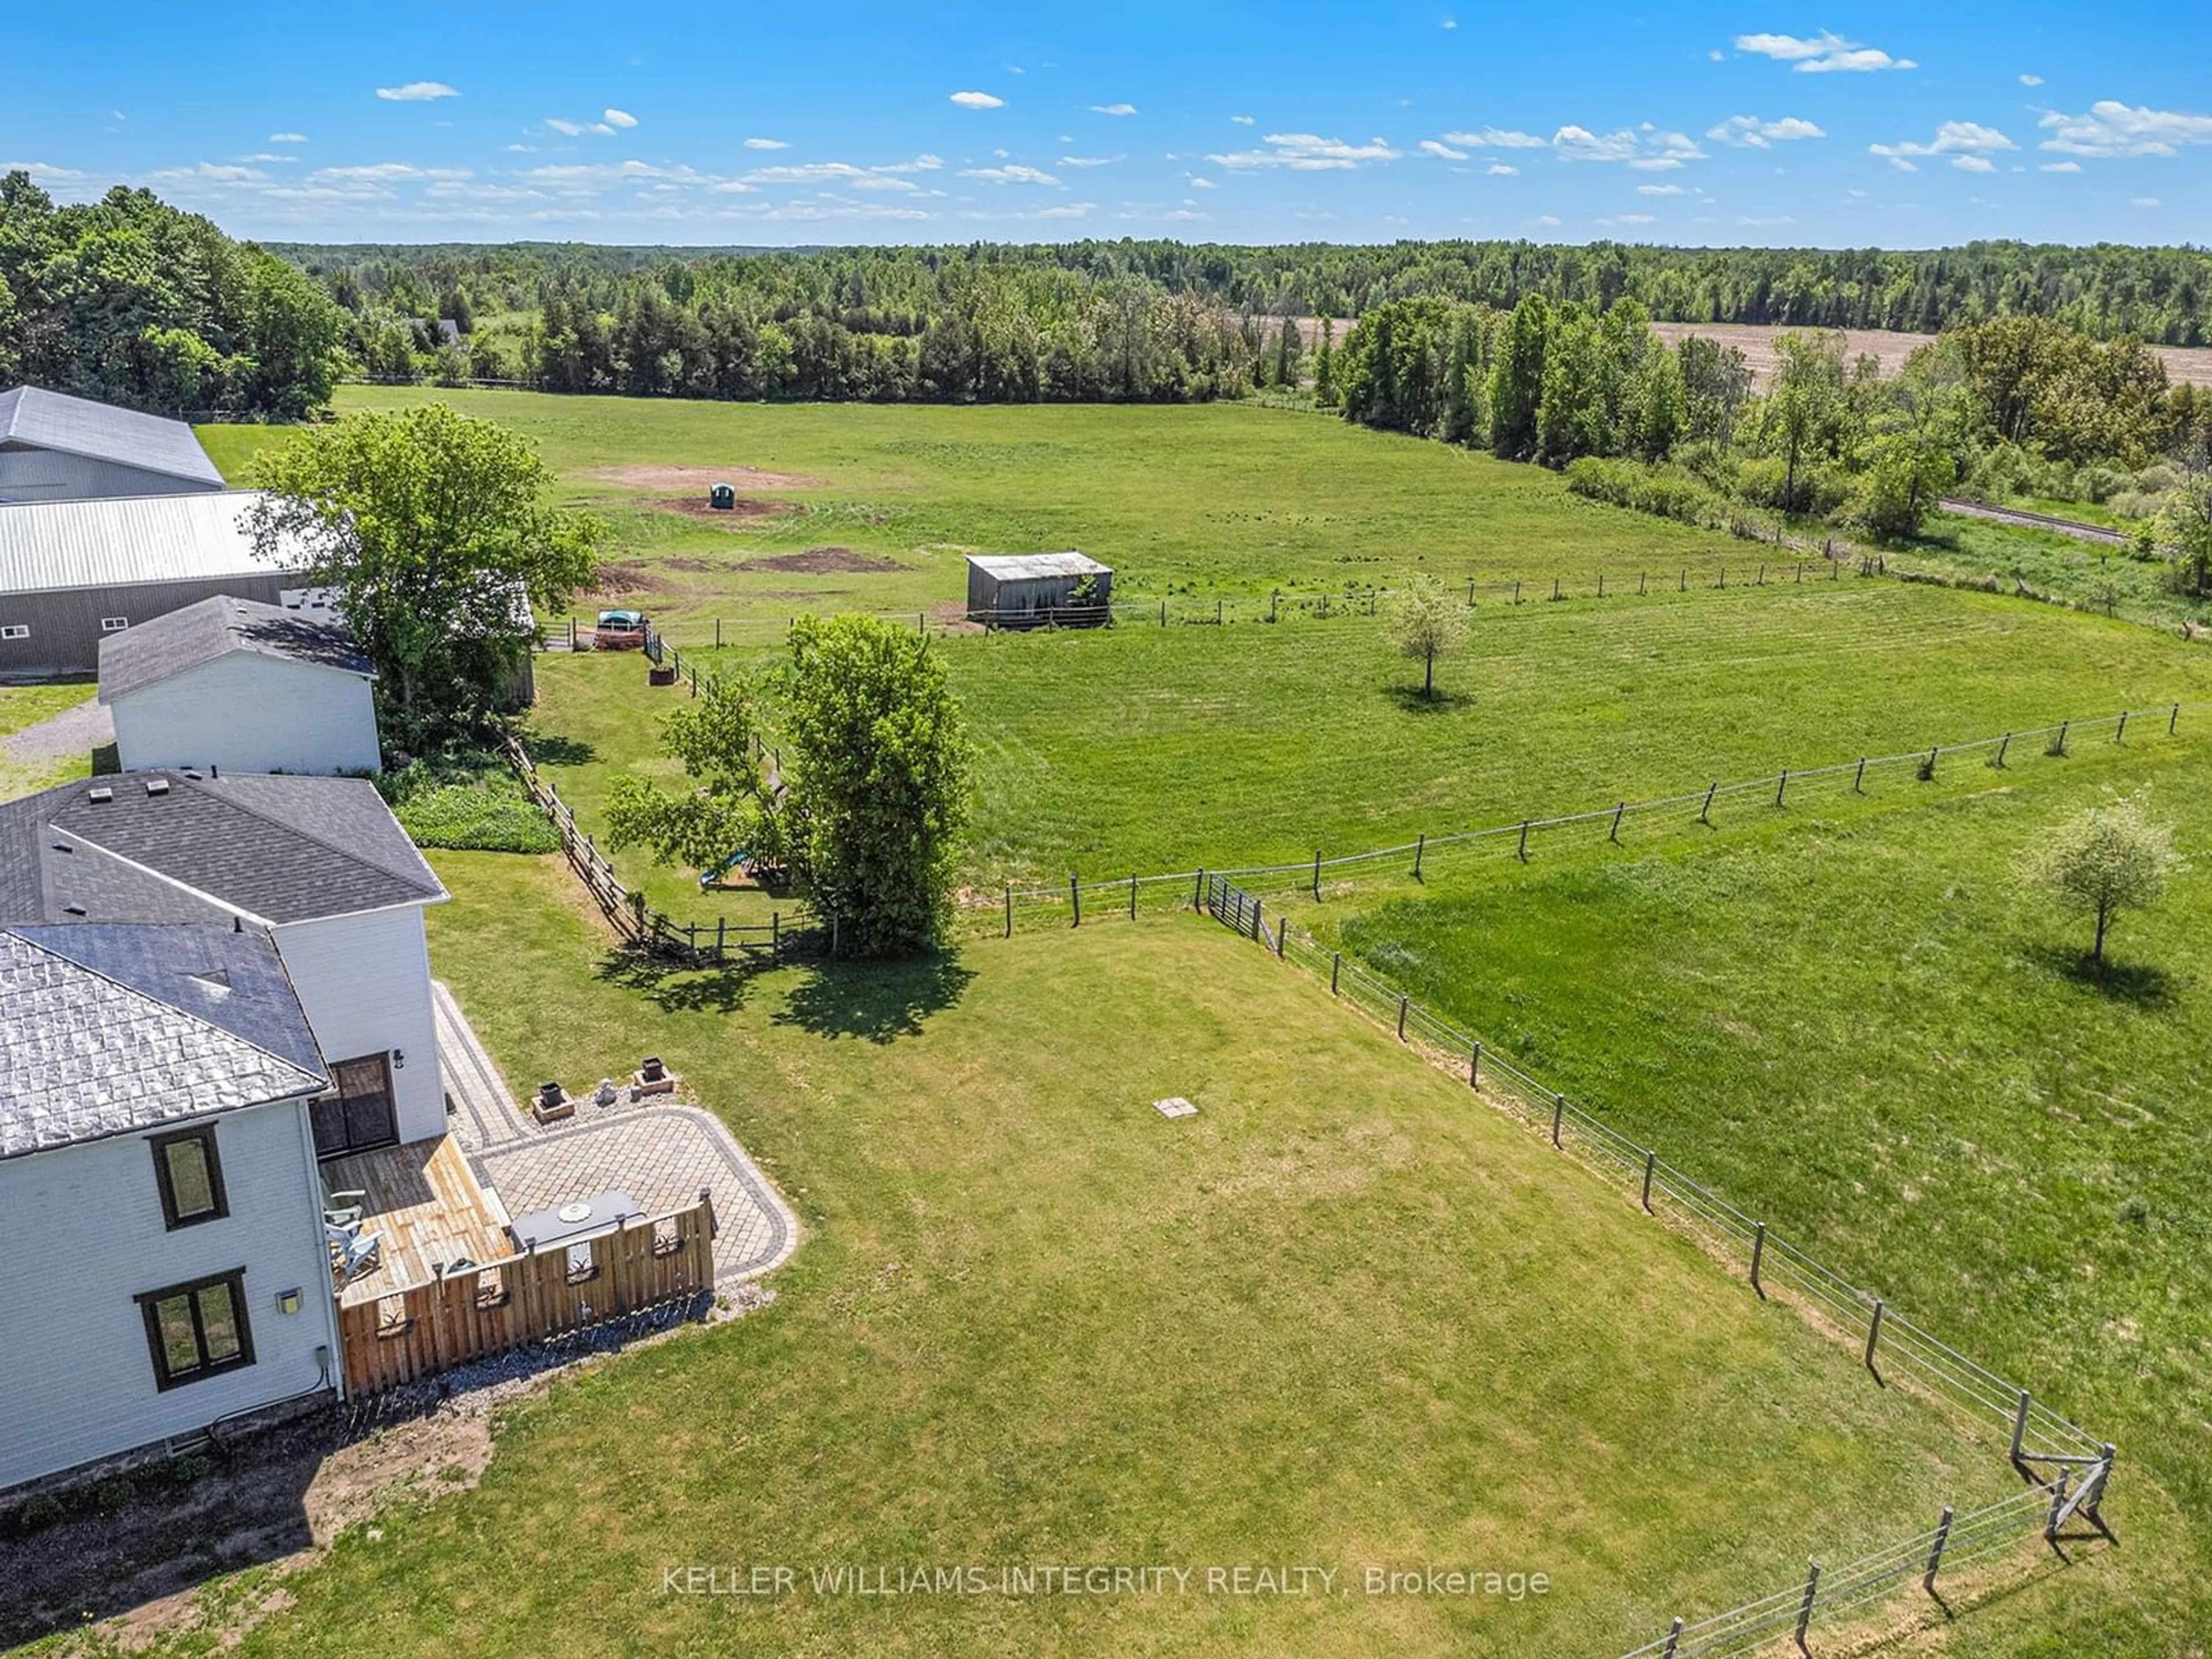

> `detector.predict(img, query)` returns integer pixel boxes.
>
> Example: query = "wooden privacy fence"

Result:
[503,734,814,968]
[338,1192,719,1395]
[1197,873,2117,1659]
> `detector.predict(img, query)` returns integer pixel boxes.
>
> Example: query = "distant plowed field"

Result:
[1650,320,2212,386]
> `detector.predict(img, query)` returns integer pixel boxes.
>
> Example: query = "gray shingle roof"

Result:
[0,924,327,1160]
[98,593,374,703]
[0,771,447,928]
[0,490,309,595]
[0,387,226,491]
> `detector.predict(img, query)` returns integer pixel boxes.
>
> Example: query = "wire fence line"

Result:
[970,700,2196,933]
[1193,873,2115,1658]
[553,553,1876,649]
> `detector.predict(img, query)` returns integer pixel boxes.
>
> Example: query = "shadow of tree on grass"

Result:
[527,734,600,767]
[595,946,763,1016]
[1382,685,1476,715]
[2020,941,2181,1010]
[772,952,975,1043]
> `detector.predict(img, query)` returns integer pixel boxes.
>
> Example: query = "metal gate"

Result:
[1205,874,1266,941]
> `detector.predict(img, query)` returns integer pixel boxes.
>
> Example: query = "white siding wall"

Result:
[109,654,380,777]
[274,908,445,1145]
[0,1100,340,1490]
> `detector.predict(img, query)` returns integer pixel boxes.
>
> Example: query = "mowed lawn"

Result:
[167,857,2021,1659]
[1325,734,2212,1656]
[205,389,1749,631]
[528,580,2212,904]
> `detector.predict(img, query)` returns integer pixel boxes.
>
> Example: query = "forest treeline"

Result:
[0,173,346,418]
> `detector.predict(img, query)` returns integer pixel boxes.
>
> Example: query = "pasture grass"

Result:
[1317,732,2212,1655]
[122,857,2035,1659]
[1891,512,2200,630]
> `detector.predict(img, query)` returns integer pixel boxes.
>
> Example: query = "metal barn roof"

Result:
[965,551,1112,581]
[0,491,308,596]
[0,386,226,491]
[99,594,374,703]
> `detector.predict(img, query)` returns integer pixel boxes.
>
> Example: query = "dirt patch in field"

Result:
[1650,321,2212,388]
[586,463,821,491]
[660,555,720,573]
[657,496,798,525]
[593,560,652,594]
[737,546,907,575]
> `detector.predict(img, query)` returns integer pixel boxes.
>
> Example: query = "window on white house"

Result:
[100,617,129,632]
[137,1270,255,1389]
[0,626,26,641]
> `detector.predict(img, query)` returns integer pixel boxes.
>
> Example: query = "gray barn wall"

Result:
[0,446,226,506]
[0,573,293,677]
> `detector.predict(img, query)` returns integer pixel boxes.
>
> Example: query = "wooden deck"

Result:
[327,1137,512,1309]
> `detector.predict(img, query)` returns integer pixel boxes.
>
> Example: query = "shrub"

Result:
[1563,456,1725,527]
[12,1493,65,1533]
[378,749,558,854]
[92,1476,135,1513]
[167,1453,214,1486]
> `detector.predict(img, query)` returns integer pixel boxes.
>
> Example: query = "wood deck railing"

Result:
[336,1191,719,1395]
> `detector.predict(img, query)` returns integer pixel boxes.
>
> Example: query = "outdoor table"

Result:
[507,1188,641,1252]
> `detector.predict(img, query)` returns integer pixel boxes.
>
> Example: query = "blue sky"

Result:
[6,1,2209,247]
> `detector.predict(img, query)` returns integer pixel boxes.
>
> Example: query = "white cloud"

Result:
[234,153,297,164]
[2038,101,2212,158]
[745,158,938,192]
[1952,154,1995,172]
[1552,126,1705,168]
[1486,163,1518,175]
[2131,196,2162,208]
[310,162,472,181]
[1734,32,1915,73]
[1207,132,1401,171]
[1869,121,2016,162]
[1442,16,1456,27]
[1188,175,1215,188]
[2019,73,2043,87]
[1419,139,1469,160]
[1231,114,1255,125]
[2039,160,2082,173]
[950,90,1005,109]
[1706,114,1826,147]
[1886,157,1918,172]
[603,108,638,129]
[269,132,307,144]
[1165,207,1209,222]
[1738,213,1796,225]
[1036,201,1096,218]
[1444,127,1548,149]
[1059,154,1123,167]
[744,137,787,150]
[959,163,1060,185]
[376,81,459,101]
[1529,214,1562,227]
[1090,103,1137,116]
[1637,182,1685,195]
[1598,213,1658,226]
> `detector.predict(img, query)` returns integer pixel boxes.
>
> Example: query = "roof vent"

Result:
[62,903,86,916]
[181,768,203,781]
[51,841,72,854]
[145,778,171,797]
[86,786,112,805]
[190,967,233,997]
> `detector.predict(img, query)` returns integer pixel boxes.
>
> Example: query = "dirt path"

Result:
[1937,498,2130,546]
[2,694,112,764]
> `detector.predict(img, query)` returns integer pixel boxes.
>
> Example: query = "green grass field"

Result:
[54,859,2035,1659]
[205,389,1756,633]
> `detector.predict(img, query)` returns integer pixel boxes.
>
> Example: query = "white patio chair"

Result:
[328,1222,385,1280]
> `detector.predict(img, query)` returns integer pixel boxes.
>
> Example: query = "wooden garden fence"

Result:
[338,1192,718,1395]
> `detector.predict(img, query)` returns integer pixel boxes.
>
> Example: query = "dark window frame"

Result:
[148,1125,229,1230]
[135,1269,256,1391]
[310,1052,400,1160]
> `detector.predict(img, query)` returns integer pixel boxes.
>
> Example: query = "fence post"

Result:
[1194,868,1206,908]
[715,915,726,963]
[1004,881,1013,939]
[2090,1444,2116,1524]
[1775,769,1788,808]
[2010,1389,2032,1465]
[1661,1616,1683,1658]
[2045,1471,2070,1542]
[715,618,721,649]
[1639,571,1647,596]
[1396,995,1410,1041]
[1598,572,1605,599]
[1699,782,1718,825]
[1641,1150,1657,1211]
[1551,1094,1564,1148]
[2115,709,2129,744]
[1160,600,1167,627]
[1610,801,1626,843]
[2171,703,2181,735]
[1216,599,1224,626]
[1864,1298,1885,1376]
[1552,576,1560,601]
[1923,1505,1953,1594]
[1312,849,1323,900]
[1331,951,1342,996]
[1924,744,1938,778]
[2052,719,2069,756]
[1680,568,1686,592]
[1854,756,1867,793]
[1274,915,1287,957]
[1271,589,1279,623]
[1129,873,1138,921]
[1413,833,1426,880]
[1469,1041,1480,1088]
[1995,733,2011,767]
[1467,578,1475,607]
[1751,1221,1766,1298]
[1794,1561,1820,1653]
[1758,562,1766,586]
[772,911,781,963]
[1517,820,1531,862]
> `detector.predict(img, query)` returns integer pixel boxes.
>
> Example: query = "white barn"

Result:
[0,923,341,1491]
[0,387,227,505]
[100,594,380,776]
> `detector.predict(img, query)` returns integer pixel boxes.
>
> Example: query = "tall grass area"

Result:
[130,867,2029,1659]
[1322,734,2212,1656]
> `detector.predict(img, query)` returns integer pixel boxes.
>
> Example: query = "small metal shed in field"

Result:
[964,551,1113,628]
[709,482,737,510]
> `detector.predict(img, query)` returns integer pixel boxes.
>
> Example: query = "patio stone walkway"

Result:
[432,980,798,1286]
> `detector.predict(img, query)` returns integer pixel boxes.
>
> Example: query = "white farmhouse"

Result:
[100,594,380,776]
[0,771,449,1155]
[0,923,341,1491]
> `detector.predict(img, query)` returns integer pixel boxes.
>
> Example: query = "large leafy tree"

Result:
[2020,794,2183,965]
[783,616,973,956]
[248,406,604,747]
